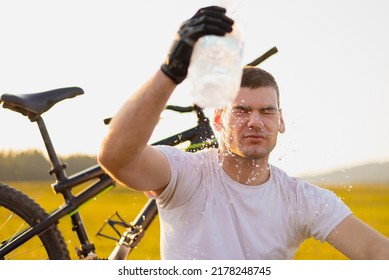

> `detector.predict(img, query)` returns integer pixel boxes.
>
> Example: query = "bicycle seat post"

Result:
[35,116,68,183]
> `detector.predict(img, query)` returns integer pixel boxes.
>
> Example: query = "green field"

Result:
[2,181,389,259]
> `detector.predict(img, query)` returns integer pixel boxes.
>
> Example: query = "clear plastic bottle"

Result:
[187,1,244,108]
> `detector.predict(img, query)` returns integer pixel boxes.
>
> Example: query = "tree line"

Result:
[0,149,97,181]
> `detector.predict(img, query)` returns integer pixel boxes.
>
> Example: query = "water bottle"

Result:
[187,1,244,108]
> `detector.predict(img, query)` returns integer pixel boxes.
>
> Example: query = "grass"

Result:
[2,180,389,259]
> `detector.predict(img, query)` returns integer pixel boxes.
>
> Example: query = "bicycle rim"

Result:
[0,183,70,260]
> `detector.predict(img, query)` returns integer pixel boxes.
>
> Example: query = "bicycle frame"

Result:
[0,113,115,258]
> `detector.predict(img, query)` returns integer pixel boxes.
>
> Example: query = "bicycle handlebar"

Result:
[166,105,194,113]
[246,46,278,66]
[103,104,204,125]
[103,46,278,125]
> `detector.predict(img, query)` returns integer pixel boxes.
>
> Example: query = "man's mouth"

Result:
[243,134,267,140]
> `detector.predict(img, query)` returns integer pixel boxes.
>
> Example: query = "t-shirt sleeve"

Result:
[297,181,353,242]
[150,145,202,210]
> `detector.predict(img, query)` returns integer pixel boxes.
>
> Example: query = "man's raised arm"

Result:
[98,6,234,194]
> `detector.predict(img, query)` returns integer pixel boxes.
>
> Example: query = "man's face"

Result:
[214,86,285,160]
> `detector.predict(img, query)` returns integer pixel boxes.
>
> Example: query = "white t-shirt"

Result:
[151,146,352,260]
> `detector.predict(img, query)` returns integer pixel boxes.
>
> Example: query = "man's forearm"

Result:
[98,70,176,171]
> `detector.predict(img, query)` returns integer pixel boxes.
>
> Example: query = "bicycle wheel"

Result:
[0,183,70,259]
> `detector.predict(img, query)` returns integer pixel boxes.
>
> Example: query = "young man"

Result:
[98,6,389,259]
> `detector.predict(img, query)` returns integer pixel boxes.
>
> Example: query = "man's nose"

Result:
[247,110,264,128]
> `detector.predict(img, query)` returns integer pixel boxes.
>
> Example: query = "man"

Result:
[98,6,389,259]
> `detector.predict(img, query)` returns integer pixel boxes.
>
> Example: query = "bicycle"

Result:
[0,47,277,260]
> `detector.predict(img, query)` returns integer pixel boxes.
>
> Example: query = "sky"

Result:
[1,0,388,177]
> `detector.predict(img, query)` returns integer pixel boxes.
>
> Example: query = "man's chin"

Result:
[219,145,269,161]
[239,148,270,160]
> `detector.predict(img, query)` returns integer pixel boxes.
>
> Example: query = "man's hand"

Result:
[161,6,234,84]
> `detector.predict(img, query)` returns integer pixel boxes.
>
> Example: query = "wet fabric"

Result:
[149,146,352,260]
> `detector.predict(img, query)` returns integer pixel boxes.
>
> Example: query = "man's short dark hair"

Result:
[241,66,280,107]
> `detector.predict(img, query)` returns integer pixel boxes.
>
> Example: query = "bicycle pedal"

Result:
[96,212,132,242]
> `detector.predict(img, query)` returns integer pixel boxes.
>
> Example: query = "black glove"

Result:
[161,6,234,84]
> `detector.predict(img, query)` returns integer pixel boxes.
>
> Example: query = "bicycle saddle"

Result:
[0,87,84,121]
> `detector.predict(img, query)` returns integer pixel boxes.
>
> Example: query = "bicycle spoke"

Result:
[0,204,49,259]
[0,209,15,231]
[4,238,48,260]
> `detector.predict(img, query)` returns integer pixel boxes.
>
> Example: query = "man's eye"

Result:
[262,108,277,115]
[232,108,250,116]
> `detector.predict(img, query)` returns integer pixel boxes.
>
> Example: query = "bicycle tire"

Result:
[0,183,70,260]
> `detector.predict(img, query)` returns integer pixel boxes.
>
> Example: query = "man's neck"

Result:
[218,149,270,186]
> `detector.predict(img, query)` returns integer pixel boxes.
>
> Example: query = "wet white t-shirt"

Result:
[151,146,352,260]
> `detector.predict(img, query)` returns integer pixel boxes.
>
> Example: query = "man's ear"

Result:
[279,109,286,133]
[213,108,223,131]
